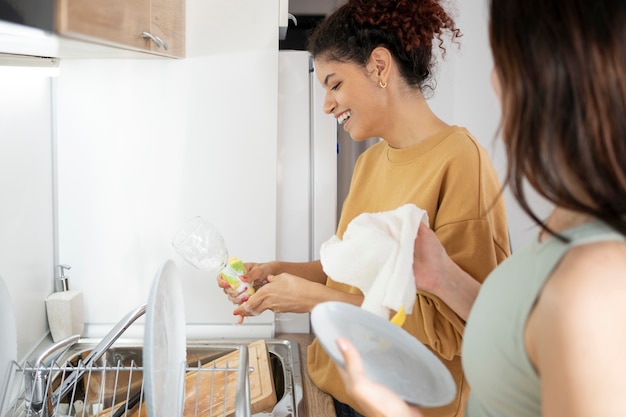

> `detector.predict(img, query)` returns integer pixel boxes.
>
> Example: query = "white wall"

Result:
[0,71,54,360]
[55,0,281,338]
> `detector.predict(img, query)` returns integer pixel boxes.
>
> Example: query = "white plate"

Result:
[0,274,17,415]
[311,301,456,407]
[143,260,187,417]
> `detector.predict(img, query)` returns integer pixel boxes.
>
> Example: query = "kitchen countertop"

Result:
[277,333,337,417]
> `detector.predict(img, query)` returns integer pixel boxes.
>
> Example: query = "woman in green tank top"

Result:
[333,0,626,416]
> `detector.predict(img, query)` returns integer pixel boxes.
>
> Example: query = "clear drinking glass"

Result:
[171,216,253,301]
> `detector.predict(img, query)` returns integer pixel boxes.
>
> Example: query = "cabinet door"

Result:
[56,0,154,52]
[150,0,185,57]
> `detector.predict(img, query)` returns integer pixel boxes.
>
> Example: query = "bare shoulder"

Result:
[556,240,626,287]
[539,239,626,322]
[528,240,626,415]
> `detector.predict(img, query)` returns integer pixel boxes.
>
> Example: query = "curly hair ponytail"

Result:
[307,0,461,89]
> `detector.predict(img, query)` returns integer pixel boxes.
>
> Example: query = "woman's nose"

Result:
[323,92,335,115]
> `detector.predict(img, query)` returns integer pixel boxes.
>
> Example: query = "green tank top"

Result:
[462,220,625,417]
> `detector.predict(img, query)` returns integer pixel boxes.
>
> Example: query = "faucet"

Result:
[51,304,147,406]
[24,334,80,417]
[24,304,147,417]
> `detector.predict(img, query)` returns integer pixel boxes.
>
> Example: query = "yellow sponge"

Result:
[219,257,255,297]
[390,305,406,327]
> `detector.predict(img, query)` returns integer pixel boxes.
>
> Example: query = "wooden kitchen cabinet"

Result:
[149,0,186,57]
[56,0,185,57]
[0,0,185,58]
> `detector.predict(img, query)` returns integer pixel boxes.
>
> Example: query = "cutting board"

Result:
[100,339,276,417]
[180,339,277,416]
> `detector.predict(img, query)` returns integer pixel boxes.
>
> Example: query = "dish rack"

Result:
[1,347,251,417]
[1,305,254,417]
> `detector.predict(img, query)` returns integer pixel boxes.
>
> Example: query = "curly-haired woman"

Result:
[224,1,510,415]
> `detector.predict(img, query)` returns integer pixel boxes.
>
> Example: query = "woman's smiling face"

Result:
[314,56,386,142]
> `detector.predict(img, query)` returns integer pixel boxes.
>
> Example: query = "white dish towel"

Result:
[320,203,429,319]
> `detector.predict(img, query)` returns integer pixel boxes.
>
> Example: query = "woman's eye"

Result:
[331,82,341,91]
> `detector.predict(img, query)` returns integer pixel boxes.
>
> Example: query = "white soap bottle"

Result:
[45,264,85,342]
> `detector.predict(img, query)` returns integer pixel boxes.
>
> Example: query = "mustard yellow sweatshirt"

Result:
[307,126,510,417]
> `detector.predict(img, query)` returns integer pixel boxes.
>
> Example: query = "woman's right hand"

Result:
[244,261,275,288]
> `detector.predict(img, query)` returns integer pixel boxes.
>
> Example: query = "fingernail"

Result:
[336,338,348,351]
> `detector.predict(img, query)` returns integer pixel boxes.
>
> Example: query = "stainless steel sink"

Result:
[2,338,303,417]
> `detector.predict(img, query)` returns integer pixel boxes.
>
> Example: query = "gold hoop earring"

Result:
[379,80,387,88]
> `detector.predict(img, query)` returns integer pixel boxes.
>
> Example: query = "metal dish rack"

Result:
[1,344,252,417]
[1,304,254,417]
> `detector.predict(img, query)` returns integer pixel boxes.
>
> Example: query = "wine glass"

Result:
[171,216,252,301]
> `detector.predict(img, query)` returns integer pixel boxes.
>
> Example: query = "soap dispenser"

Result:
[45,264,85,342]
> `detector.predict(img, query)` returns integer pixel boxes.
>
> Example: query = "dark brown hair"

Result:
[307,0,461,91]
[490,0,626,237]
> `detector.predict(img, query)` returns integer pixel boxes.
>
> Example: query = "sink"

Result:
[3,338,303,417]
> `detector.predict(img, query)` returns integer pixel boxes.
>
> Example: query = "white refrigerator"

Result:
[275,49,338,333]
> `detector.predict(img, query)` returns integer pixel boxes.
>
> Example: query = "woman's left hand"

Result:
[232,273,319,324]
[335,337,424,417]
[413,222,480,320]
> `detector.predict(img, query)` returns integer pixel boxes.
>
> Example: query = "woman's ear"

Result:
[367,47,392,83]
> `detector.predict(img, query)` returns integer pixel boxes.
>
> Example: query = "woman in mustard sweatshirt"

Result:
[223,1,510,416]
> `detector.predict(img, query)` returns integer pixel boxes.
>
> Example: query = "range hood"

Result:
[0,20,59,72]
[0,20,58,58]
[0,52,59,75]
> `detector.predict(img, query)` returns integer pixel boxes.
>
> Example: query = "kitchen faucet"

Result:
[24,334,80,416]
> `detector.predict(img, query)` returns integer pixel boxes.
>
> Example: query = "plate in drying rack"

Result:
[144,259,187,417]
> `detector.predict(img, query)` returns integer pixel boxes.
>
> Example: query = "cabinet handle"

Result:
[154,35,168,51]
[142,31,168,51]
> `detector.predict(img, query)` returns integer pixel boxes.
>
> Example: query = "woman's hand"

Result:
[335,337,424,417]
[232,273,321,324]
[412,222,451,294]
[244,261,276,285]
[413,222,480,321]
[217,261,275,304]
